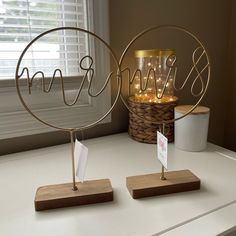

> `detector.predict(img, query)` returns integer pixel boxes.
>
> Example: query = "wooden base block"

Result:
[35,179,113,211]
[126,169,200,199]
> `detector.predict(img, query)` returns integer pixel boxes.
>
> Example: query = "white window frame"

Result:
[0,0,111,139]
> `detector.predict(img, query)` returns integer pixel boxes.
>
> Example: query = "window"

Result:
[0,0,111,139]
[0,0,90,79]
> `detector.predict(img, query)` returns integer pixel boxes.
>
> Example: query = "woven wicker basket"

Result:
[128,96,178,144]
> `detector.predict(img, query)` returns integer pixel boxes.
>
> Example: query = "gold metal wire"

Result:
[18,56,114,105]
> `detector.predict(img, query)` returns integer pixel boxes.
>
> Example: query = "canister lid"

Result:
[175,105,210,115]
[134,49,174,58]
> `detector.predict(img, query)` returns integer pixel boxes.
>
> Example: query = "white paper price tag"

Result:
[157,131,168,169]
[74,139,88,182]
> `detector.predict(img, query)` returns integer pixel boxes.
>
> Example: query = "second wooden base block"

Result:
[126,169,200,199]
[35,179,113,211]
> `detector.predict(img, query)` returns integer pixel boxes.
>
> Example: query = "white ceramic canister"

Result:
[174,105,210,151]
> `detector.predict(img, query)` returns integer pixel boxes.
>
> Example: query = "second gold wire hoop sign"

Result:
[119,25,211,180]
[119,25,211,125]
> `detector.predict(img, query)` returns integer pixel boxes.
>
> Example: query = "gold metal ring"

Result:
[15,27,122,132]
[119,24,211,125]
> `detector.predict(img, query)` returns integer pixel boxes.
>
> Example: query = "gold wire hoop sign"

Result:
[15,26,122,132]
[119,24,211,125]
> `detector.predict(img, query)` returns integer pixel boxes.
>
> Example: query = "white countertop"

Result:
[0,133,235,236]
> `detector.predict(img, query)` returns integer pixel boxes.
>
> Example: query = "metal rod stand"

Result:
[70,130,78,191]
[160,165,166,180]
[160,123,166,181]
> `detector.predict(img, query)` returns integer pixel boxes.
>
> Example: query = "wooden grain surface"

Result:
[175,105,210,115]
[126,169,200,199]
[35,179,113,211]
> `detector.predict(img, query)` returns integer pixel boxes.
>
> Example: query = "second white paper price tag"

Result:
[157,131,168,169]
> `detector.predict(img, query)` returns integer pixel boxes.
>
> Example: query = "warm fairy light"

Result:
[131,49,176,102]
[131,94,177,104]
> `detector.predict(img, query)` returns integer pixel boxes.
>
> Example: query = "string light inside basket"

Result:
[130,49,178,104]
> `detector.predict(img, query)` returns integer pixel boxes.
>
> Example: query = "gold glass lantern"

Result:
[128,49,178,143]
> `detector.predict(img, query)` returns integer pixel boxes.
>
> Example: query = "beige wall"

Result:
[110,0,234,149]
[224,1,236,151]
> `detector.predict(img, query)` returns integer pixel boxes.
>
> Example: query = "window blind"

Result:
[0,0,89,79]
